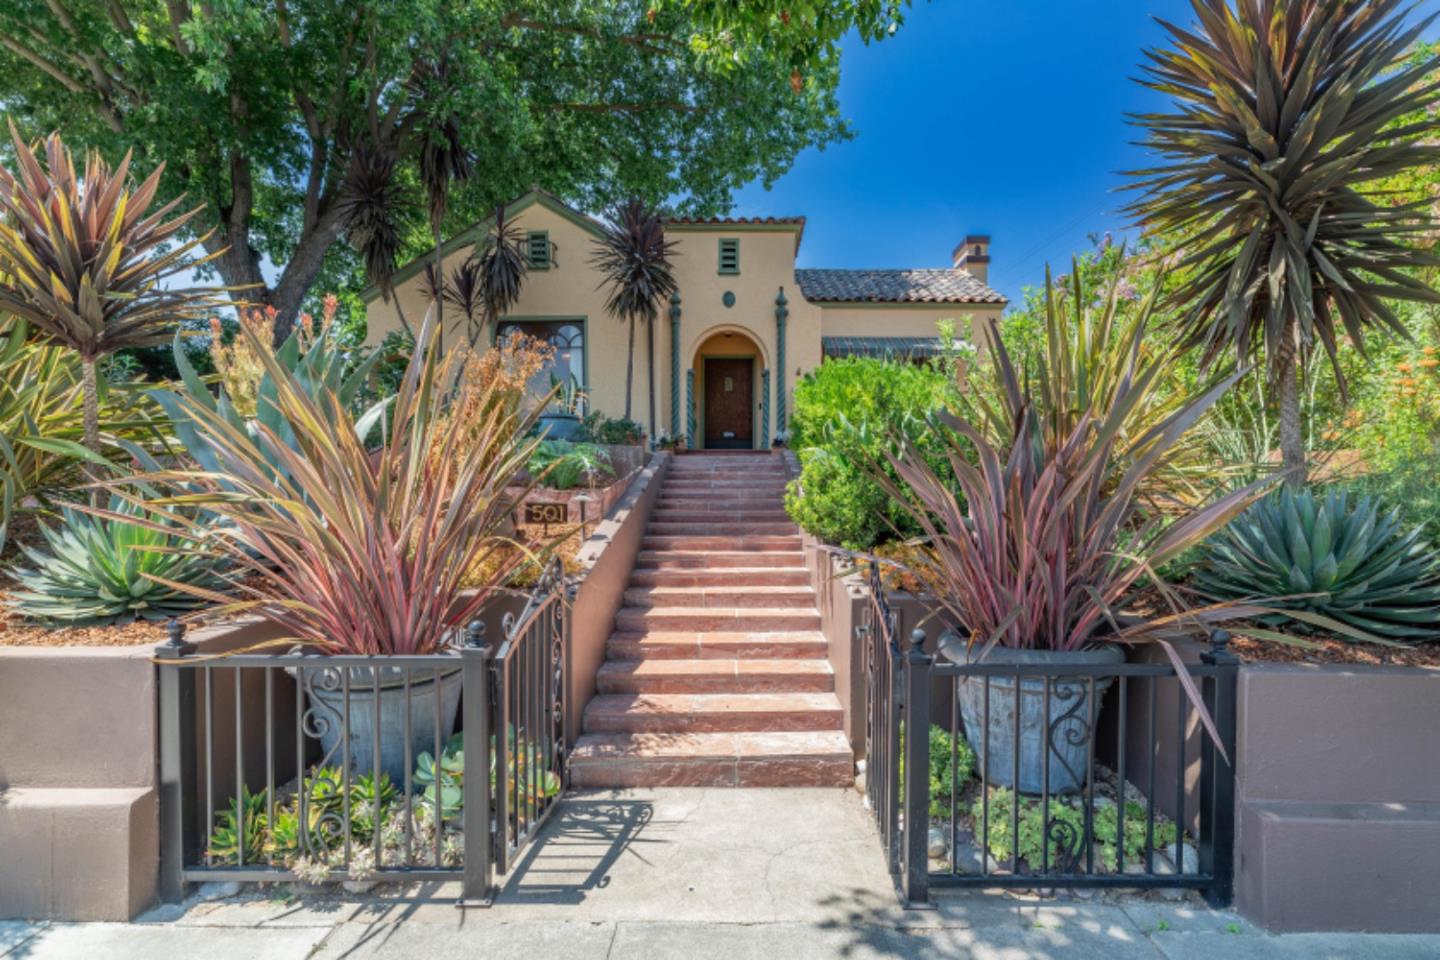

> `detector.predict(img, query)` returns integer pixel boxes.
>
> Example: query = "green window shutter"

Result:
[718,238,740,275]
[526,230,551,270]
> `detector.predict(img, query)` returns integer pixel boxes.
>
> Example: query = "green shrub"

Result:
[928,725,975,818]
[971,789,1177,871]
[578,412,643,445]
[6,497,225,626]
[785,358,955,551]
[1196,487,1440,643]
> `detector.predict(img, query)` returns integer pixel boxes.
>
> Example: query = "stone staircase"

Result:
[569,452,853,787]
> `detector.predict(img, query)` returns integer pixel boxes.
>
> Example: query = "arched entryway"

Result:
[691,327,766,450]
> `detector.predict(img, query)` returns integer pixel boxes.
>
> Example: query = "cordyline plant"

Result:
[125,313,547,656]
[0,122,225,452]
[1125,0,1440,487]
[590,198,679,433]
[862,319,1298,745]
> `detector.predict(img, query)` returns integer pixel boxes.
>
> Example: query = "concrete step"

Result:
[569,731,853,788]
[605,630,829,661]
[595,658,833,694]
[642,535,801,552]
[647,522,798,537]
[628,567,811,588]
[662,480,788,491]
[615,605,821,634]
[623,586,815,609]
[583,692,844,734]
[635,550,806,570]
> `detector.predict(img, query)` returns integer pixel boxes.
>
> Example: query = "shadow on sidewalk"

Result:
[495,796,657,904]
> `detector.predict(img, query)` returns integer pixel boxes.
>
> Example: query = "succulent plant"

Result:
[1196,488,1440,643]
[5,497,225,626]
[206,787,269,867]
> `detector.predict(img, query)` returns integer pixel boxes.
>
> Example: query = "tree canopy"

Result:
[0,1,908,338]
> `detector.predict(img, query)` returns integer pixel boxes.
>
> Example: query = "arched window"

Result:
[495,320,586,410]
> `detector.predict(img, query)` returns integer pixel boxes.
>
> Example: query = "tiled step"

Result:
[647,522,798,537]
[615,606,820,633]
[662,480,788,491]
[636,551,806,570]
[642,535,801,552]
[595,658,833,694]
[649,510,794,523]
[605,630,829,661]
[583,692,843,733]
[628,567,811,588]
[568,731,853,788]
[623,586,815,609]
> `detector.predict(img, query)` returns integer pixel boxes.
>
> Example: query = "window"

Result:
[495,320,584,409]
[526,230,551,270]
[718,238,740,275]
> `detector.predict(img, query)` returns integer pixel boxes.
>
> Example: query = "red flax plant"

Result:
[866,320,1280,743]
[128,313,547,656]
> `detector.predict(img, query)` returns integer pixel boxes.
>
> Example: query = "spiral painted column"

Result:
[761,368,771,448]
[685,368,696,448]
[774,286,789,436]
[669,291,682,440]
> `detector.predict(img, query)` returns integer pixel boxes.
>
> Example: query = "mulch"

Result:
[1229,630,1440,668]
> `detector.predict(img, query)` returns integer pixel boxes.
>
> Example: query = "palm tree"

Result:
[338,143,413,336]
[590,198,679,433]
[0,123,222,452]
[413,54,474,352]
[1125,0,1440,486]
[471,205,529,347]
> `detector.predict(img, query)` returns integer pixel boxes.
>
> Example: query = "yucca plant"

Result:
[5,496,224,626]
[1195,487,1440,642]
[469,205,529,348]
[1126,0,1440,486]
[590,198,679,433]
[128,312,545,655]
[0,123,223,452]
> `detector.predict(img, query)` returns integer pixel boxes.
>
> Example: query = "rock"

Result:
[951,836,985,875]
[196,880,241,902]
[1153,842,1200,901]
[1115,861,1147,897]
[342,880,378,894]
[1071,886,1097,900]
[927,827,950,860]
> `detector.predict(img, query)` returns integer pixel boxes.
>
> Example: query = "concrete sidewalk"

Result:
[4,789,1438,959]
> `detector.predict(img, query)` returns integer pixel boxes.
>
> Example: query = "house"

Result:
[362,189,1007,448]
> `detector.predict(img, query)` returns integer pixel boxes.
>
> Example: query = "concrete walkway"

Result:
[4,789,1438,959]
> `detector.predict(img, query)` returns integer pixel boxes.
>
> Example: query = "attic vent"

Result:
[718,238,740,275]
[526,230,551,270]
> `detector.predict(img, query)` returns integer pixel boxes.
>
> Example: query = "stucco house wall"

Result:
[363,190,1006,449]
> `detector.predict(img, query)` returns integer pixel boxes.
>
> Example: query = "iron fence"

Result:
[155,561,571,907]
[859,564,1237,908]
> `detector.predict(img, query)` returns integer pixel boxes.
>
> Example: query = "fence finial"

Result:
[466,620,486,648]
[156,617,194,658]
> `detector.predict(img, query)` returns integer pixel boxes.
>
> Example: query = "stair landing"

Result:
[570,453,852,788]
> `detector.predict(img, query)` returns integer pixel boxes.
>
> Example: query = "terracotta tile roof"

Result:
[665,216,806,226]
[795,268,1006,305]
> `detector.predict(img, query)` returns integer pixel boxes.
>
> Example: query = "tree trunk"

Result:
[80,356,100,454]
[1277,351,1306,488]
[646,317,655,442]
[624,317,635,421]
[432,224,444,355]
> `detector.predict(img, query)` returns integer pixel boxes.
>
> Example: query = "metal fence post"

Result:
[901,632,933,908]
[459,621,496,907]
[156,619,197,903]
[1199,629,1239,908]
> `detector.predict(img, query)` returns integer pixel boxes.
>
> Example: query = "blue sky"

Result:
[728,0,1440,308]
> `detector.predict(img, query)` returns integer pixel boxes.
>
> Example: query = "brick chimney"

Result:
[952,235,990,285]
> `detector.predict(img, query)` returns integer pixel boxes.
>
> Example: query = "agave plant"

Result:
[1195,487,1440,642]
[590,198,679,432]
[140,306,379,485]
[206,786,269,867]
[5,497,224,626]
[126,312,545,655]
[1126,0,1440,486]
[0,123,223,452]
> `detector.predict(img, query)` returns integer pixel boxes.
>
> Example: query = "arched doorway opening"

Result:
[692,328,766,450]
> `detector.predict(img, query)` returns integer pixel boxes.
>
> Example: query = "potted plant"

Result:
[129,312,545,782]
[863,290,1279,794]
[653,429,686,454]
[537,371,587,441]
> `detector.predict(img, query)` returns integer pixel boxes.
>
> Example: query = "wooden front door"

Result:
[703,357,754,449]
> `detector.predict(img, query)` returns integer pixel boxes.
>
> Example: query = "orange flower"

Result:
[1398,362,1413,373]
[1421,358,1439,369]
